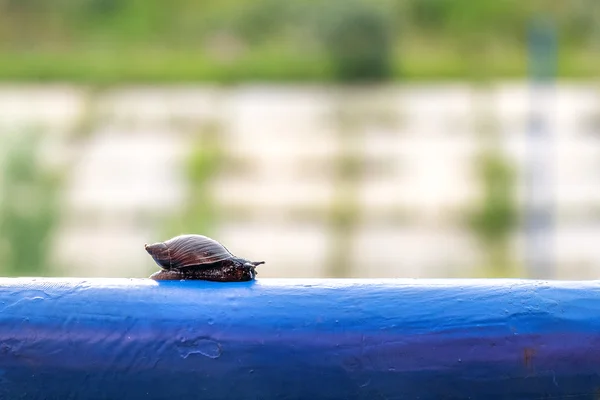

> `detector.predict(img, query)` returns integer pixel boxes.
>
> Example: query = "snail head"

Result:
[144,242,171,269]
[242,261,265,277]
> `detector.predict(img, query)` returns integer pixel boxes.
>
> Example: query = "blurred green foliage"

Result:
[163,123,223,238]
[317,0,393,81]
[468,123,519,277]
[469,153,518,244]
[0,0,598,82]
[463,92,520,277]
[0,131,62,276]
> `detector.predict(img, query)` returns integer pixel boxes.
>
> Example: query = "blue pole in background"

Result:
[525,17,557,279]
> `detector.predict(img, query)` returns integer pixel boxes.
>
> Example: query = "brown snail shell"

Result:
[144,234,265,282]
[145,234,235,270]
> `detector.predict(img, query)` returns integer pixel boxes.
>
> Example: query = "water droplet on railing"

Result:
[177,337,222,359]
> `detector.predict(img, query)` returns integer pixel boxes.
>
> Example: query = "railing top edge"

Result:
[0,277,598,288]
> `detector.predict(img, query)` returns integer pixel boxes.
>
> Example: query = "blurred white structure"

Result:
[0,83,599,279]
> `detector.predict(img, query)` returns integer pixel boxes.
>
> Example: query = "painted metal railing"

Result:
[1,277,599,399]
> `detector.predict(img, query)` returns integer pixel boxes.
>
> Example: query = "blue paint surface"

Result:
[1,278,600,399]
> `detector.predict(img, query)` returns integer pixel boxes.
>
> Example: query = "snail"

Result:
[144,234,265,282]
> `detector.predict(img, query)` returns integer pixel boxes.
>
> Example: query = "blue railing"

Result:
[1,277,599,399]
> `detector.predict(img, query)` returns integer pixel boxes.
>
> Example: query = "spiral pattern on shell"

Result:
[145,234,234,270]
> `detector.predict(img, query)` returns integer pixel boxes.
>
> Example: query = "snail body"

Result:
[144,234,265,282]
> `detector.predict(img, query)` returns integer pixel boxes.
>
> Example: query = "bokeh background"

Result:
[0,0,599,279]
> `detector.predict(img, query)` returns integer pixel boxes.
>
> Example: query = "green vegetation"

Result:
[162,122,223,238]
[0,0,598,82]
[317,0,394,81]
[0,130,63,276]
[469,153,518,244]
[468,107,520,277]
